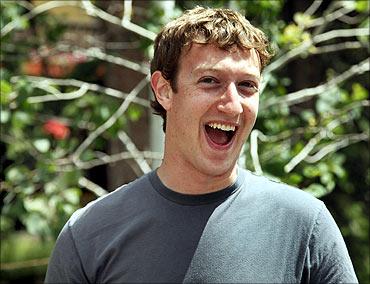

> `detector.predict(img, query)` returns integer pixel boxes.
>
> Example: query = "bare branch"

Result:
[250,130,263,175]
[61,150,162,170]
[262,58,369,109]
[71,75,150,167]
[305,133,369,163]
[56,45,150,74]
[118,131,152,174]
[2,0,156,41]
[13,76,150,108]
[306,6,354,28]
[284,131,326,173]
[0,258,49,270]
[122,0,133,24]
[78,176,109,197]
[16,1,35,11]
[284,109,366,172]
[304,0,323,16]
[261,28,369,87]
[1,1,81,37]
[313,28,369,44]
[311,41,364,54]
[81,0,156,41]
[84,47,149,74]
[337,14,367,25]
[311,1,341,36]
[27,83,89,103]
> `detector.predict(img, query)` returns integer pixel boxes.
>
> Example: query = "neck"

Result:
[157,158,238,195]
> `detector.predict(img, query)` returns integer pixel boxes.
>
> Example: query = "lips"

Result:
[204,122,237,149]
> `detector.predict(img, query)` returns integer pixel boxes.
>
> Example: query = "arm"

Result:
[44,222,90,283]
[306,204,358,284]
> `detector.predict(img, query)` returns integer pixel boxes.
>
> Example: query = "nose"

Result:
[217,83,243,116]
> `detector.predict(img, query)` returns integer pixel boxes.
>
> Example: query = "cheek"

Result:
[243,98,259,116]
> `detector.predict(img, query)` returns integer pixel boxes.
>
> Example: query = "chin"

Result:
[199,160,236,178]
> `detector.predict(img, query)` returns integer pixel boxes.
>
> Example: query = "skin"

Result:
[151,43,261,194]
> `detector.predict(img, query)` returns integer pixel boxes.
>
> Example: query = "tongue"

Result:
[206,127,229,145]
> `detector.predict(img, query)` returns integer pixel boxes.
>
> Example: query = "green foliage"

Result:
[0,2,134,243]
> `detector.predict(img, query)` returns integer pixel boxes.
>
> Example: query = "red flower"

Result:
[43,119,70,140]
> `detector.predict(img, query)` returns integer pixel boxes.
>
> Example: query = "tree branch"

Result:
[261,28,369,88]
[58,150,162,170]
[306,6,354,28]
[71,75,150,167]
[250,130,263,175]
[284,131,326,173]
[304,0,323,16]
[262,58,369,109]
[56,44,150,74]
[118,131,152,174]
[1,1,81,37]
[311,41,364,54]
[122,0,133,24]
[81,0,156,41]
[78,176,109,197]
[284,111,366,172]
[13,76,150,108]
[313,28,369,44]
[0,258,49,270]
[27,83,89,103]
[305,133,369,163]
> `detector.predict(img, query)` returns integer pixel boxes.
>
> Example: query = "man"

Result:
[45,6,358,283]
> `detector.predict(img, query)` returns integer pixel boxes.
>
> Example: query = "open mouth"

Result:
[204,122,237,147]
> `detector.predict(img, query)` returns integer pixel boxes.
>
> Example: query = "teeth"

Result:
[208,123,235,131]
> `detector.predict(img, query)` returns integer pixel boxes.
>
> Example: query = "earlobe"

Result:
[151,71,173,111]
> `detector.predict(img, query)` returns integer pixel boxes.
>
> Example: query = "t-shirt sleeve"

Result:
[306,203,358,284]
[44,222,89,283]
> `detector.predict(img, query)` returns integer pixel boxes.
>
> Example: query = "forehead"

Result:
[180,43,261,78]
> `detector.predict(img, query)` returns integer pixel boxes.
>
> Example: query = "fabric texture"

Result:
[45,168,358,283]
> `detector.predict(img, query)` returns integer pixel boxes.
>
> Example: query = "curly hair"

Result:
[150,6,273,132]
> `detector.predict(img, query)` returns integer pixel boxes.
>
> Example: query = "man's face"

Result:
[165,43,261,179]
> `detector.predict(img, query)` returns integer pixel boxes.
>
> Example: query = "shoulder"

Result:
[66,172,154,238]
[239,168,324,218]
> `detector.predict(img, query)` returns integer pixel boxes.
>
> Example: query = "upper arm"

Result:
[44,222,90,284]
[306,204,358,284]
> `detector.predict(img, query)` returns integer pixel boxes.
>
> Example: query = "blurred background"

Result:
[0,0,369,283]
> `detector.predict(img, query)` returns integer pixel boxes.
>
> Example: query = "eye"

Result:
[238,81,259,93]
[198,76,219,84]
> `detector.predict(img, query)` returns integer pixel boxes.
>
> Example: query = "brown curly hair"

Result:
[150,6,273,132]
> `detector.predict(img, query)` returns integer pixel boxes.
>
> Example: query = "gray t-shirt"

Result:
[45,168,358,283]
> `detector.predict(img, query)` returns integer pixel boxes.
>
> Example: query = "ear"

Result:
[151,71,173,111]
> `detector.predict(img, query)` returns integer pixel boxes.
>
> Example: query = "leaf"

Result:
[11,111,32,129]
[0,216,14,233]
[293,12,313,27]
[127,105,142,122]
[355,0,369,12]
[22,213,50,236]
[286,173,303,185]
[351,83,368,101]
[5,166,29,184]
[62,188,81,205]
[15,16,29,30]
[23,196,49,216]
[1,109,10,123]
[303,165,320,178]
[33,139,51,153]
[0,80,12,105]
[304,183,328,198]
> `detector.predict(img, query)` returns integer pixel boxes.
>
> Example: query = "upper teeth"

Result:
[208,123,236,131]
